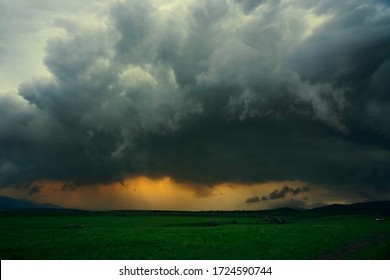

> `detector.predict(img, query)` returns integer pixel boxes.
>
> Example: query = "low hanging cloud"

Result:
[28,185,43,195]
[245,196,261,204]
[0,0,390,201]
[245,186,310,204]
[268,186,310,200]
[61,182,77,192]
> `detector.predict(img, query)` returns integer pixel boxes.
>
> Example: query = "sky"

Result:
[0,0,390,211]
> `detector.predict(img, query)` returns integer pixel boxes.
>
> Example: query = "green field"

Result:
[0,212,389,260]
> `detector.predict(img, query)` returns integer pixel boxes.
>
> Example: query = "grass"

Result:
[0,213,389,259]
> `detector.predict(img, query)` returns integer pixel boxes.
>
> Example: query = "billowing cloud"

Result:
[245,185,310,204]
[0,0,390,204]
[268,186,310,200]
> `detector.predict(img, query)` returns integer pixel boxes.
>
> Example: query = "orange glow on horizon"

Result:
[0,176,352,211]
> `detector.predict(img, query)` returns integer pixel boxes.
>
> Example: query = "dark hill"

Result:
[309,201,390,216]
[0,196,62,210]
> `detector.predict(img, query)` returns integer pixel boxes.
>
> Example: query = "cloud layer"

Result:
[1,0,390,201]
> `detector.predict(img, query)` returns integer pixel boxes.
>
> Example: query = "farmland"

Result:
[0,209,389,260]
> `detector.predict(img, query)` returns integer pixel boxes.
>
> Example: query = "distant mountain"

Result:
[309,201,390,216]
[0,196,62,210]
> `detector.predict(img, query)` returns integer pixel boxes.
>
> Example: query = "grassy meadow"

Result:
[0,211,389,260]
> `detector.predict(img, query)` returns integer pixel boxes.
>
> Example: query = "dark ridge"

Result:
[309,201,390,216]
[0,196,62,210]
[0,196,389,217]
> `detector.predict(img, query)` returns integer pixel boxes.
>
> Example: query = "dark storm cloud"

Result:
[0,0,390,200]
[245,186,310,204]
[268,186,310,200]
[11,182,43,195]
[245,196,260,204]
[62,182,77,192]
[28,185,43,195]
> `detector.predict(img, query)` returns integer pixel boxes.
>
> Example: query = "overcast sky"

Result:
[0,0,389,210]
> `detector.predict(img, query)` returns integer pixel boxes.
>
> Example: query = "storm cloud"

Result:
[268,186,310,200]
[245,196,261,204]
[28,185,43,195]
[1,0,390,201]
[245,185,310,204]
